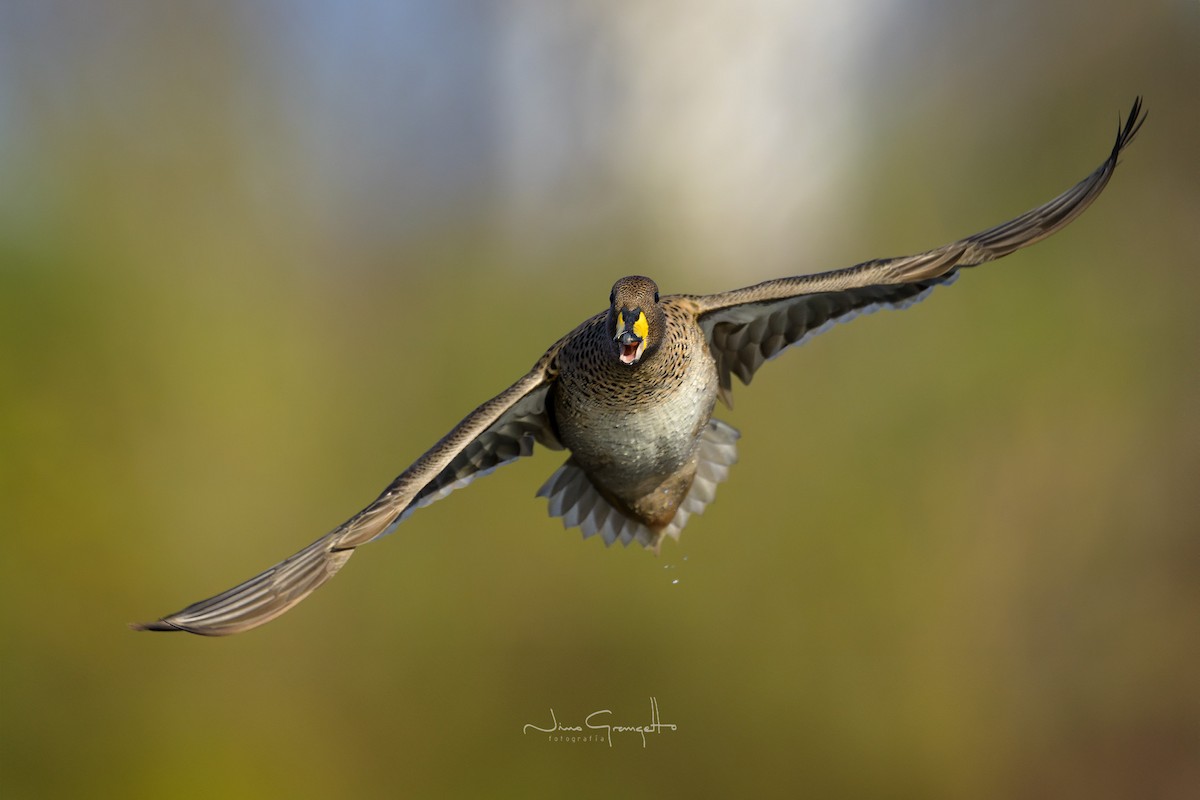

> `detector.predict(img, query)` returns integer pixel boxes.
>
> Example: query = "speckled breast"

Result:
[552,318,719,501]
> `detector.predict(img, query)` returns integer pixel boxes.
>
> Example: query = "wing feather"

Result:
[686,98,1144,403]
[134,348,563,635]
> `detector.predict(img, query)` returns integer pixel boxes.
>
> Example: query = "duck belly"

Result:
[554,351,718,512]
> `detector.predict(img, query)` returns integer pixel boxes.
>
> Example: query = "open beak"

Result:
[617,330,646,364]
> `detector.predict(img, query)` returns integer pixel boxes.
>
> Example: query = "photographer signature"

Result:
[523,697,676,748]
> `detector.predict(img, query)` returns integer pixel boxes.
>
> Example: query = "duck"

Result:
[135,98,1144,635]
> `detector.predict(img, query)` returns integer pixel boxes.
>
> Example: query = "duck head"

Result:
[607,275,664,366]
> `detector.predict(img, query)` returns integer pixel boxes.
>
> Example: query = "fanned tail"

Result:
[537,419,740,551]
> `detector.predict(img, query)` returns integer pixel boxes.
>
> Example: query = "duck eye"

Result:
[609,291,616,306]
[654,291,660,303]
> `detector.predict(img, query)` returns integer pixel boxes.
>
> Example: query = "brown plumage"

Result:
[135,99,1145,635]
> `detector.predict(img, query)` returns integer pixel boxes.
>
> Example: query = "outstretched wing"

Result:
[685,98,1145,406]
[134,348,563,636]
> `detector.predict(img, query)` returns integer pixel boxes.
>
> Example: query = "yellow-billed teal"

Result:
[136,99,1145,635]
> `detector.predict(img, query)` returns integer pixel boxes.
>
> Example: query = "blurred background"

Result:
[2,1,1197,797]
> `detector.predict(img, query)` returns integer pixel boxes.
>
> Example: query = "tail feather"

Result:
[537,419,740,550]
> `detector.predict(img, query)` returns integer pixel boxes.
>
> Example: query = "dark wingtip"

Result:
[1113,96,1147,157]
[129,619,185,633]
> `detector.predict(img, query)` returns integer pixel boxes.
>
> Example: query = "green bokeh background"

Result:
[2,2,1197,798]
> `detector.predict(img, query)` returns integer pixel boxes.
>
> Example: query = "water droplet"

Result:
[671,579,679,585]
